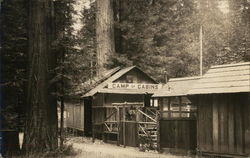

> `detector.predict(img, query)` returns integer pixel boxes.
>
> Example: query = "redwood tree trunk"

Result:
[23,0,58,154]
[96,0,115,76]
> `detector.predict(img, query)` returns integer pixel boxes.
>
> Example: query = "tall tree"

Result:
[22,0,58,153]
[110,0,198,81]
[53,0,76,148]
[78,2,97,83]
[81,0,199,82]
[80,0,248,83]
[226,0,250,62]
[1,0,28,155]
[96,0,115,76]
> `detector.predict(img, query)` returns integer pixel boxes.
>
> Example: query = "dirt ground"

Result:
[66,137,191,158]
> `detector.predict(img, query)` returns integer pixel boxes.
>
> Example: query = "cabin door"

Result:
[158,96,197,152]
[118,105,138,147]
[118,104,159,149]
[103,102,159,149]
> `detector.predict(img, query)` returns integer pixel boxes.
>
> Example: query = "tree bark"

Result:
[96,0,115,76]
[23,0,58,154]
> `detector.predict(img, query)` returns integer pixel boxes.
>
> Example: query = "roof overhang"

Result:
[97,88,157,95]
[188,62,250,95]
[152,76,201,97]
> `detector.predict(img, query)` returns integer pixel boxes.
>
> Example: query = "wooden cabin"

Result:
[65,67,122,135]
[188,62,250,157]
[80,66,162,147]
[65,99,84,133]
[152,76,200,155]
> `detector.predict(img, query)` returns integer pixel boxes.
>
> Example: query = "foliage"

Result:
[76,2,97,85]
[80,0,250,83]
[225,0,250,63]
[1,0,77,154]
[196,0,250,70]
[0,0,28,130]
[82,0,199,82]
[12,144,78,158]
[53,0,79,97]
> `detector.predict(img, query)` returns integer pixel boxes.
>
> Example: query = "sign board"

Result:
[108,83,162,90]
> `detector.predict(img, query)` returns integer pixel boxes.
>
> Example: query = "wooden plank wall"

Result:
[66,103,74,128]
[197,95,213,152]
[114,68,156,84]
[160,119,197,151]
[196,93,250,156]
[245,93,250,154]
[92,94,105,125]
[65,102,84,130]
[119,122,138,147]
[92,93,104,107]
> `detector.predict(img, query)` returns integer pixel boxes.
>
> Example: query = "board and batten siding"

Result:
[195,93,250,156]
[66,101,84,131]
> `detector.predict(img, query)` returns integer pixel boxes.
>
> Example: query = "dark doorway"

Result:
[84,97,92,136]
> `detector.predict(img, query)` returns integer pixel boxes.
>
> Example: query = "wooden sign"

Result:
[108,83,162,90]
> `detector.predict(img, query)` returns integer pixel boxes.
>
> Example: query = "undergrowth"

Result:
[11,144,79,158]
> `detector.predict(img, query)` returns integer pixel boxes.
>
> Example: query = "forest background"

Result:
[0,0,249,155]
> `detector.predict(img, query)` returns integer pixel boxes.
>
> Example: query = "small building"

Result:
[67,66,162,147]
[64,98,84,133]
[152,76,200,154]
[65,67,121,135]
[188,62,250,157]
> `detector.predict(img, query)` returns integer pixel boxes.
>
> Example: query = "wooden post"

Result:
[136,107,139,147]
[200,25,203,76]
[60,96,64,149]
[179,97,182,117]
[102,94,105,142]
[123,104,126,148]
[168,98,171,118]
[117,106,120,146]
[92,108,95,143]
[157,108,160,152]
[196,96,200,156]
[246,93,250,154]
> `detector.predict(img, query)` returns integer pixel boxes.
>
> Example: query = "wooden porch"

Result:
[92,102,160,150]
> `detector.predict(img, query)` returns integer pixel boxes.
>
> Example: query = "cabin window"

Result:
[154,99,158,107]
[159,97,197,119]
[126,74,134,83]
[150,98,158,107]
[158,98,168,117]
[162,98,169,111]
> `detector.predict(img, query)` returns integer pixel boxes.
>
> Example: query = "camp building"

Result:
[152,76,200,154]
[66,66,162,148]
[188,62,250,157]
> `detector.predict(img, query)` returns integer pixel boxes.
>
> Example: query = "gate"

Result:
[102,102,159,150]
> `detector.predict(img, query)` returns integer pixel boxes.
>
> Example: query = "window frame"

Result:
[159,96,197,119]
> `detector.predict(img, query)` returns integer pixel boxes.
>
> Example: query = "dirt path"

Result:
[67,137,190,158]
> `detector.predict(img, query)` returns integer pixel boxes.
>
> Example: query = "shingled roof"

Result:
[188,62,250,95]
[74,67,121,95]
[83,66,158,97]
[152,76,200,97]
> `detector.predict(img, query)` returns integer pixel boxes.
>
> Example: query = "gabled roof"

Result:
[75,67,121,95]
[152,76,200,97]
[83,66,157,97]
[188,62,250,95]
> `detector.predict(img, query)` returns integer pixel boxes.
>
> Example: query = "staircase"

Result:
[138,107,159,151]
[101,103,160,150]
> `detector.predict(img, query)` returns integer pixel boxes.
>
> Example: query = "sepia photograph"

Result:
[0,0,250,157]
